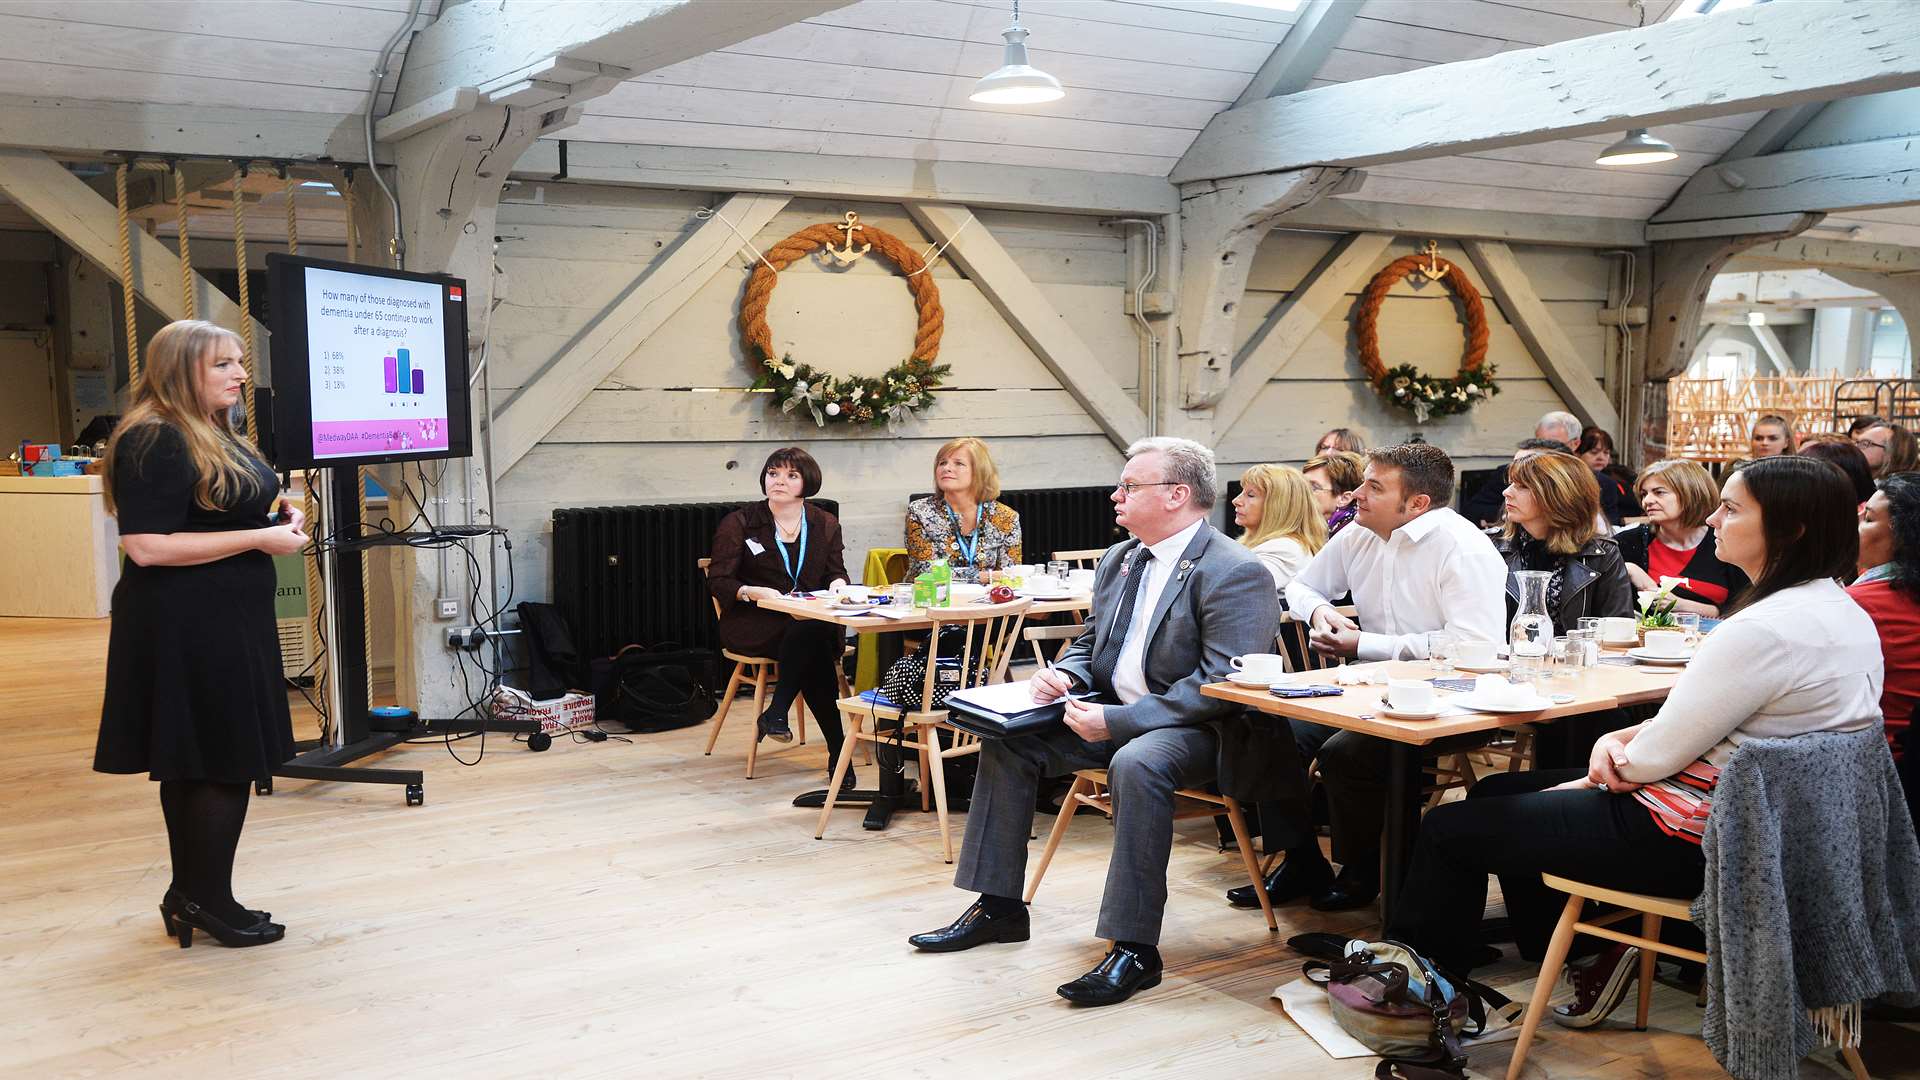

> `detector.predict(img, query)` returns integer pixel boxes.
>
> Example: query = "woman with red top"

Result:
[1614,458,1746,616]
[1386,457,1879,1029]
[1848,473,1920,767]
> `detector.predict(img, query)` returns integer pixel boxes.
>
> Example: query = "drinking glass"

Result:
[1426,631,1456,673]
[1673,611,1701,650]
[1548,636,1573,679]
[1046,559,1069,579]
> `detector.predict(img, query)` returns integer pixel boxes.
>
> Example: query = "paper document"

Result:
[946,679,1088,716]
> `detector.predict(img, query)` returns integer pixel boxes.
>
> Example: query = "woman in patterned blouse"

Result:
[905,436,1022,584]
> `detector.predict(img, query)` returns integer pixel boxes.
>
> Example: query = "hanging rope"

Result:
[230,164,257,441]
[283,173,300,256]
[114,162,140,385]
[174,167,196,320]
[342,170,359,264]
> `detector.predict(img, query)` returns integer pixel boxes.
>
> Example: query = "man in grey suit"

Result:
[908,437,1283,1006]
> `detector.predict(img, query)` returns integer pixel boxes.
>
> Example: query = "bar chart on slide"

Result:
[382,349,427,395]
[302,265,452,460]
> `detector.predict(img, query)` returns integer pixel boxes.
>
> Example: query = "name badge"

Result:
[745,538,766,556]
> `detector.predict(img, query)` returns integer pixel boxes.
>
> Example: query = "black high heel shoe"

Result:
[164,888,267,926]
[158,893,285,949]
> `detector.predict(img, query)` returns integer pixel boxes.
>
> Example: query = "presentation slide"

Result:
[302,267,457,461]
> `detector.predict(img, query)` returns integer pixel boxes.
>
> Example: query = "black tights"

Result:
[764,620,846,762]
[159,779,253,925]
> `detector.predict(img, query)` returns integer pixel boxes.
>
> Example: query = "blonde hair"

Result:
[1502,451,1603,554]
[1634,458,1719,529]
[1239,464,1328,556]
[103,320,263,517]
[934,436,1000,502]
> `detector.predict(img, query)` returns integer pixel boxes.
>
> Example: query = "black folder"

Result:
[945,698,1067,740]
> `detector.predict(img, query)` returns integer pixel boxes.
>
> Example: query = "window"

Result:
[1868,309,1912,378]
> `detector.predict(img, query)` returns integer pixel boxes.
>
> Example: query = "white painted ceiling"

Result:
[0,0,1841,224]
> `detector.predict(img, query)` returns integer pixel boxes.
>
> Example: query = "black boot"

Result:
[1225,854,1333,909]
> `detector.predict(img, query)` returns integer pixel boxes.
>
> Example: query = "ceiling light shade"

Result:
[1596,128,1679,166]
[970,21,1063,105]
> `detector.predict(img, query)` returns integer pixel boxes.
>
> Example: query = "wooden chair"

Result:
[1050,547,1109,570]
[696,558,840,779]
[1504,875,1870,1080]
[1022,620,1089,667]
[817,597,1033,863]
[1024,770,1278,934]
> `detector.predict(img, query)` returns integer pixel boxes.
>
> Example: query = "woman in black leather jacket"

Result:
[1488,451,1635,766]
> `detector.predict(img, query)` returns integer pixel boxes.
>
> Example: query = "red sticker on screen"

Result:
[448,286,463,302]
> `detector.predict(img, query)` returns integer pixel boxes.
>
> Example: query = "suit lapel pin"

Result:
[1176,558,1193,580]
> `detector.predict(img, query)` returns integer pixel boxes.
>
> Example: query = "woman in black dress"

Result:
[96,320,308,949]
[707,447,849,784]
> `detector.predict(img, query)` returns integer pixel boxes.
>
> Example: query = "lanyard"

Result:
[946,502,980,567]
[775,510,808,593]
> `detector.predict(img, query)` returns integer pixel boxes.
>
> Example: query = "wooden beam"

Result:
[906,202,1147,452]
[1172,1,1920,183]
[1824,269,1920,359]
[0,94,375,163]
[1714,103,1828,164]
[394,0,851,111]
[1751,323,1793,375]
[0,149,269,366]
[1214,232,1392,436]
[1654,136,1920,223]
[1270,197,1645,248]
[1645,214,1819,243]
[1233,0,1362,105]
[1176,168,1357,408]
[1728,238,1920,275]
[509,141,1177,216]
[1461,239,1620,434]
[492,192,790,475]
[1645,215,1819,381]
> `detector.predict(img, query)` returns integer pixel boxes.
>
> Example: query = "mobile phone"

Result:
[1270,685,1343,698]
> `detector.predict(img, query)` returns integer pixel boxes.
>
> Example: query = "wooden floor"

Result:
[3,616,1913,1079]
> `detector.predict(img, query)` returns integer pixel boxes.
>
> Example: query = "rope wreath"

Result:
[1355,253,1499,422]
[739,219,949,428]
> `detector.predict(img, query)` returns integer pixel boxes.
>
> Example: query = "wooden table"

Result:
[1200,656,1686,923]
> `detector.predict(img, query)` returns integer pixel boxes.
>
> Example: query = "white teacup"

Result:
[836,584,870,603]
[1231,653,1289,681]
[1386,678,1437,714]
[1600,616,1638,644]
[1474,673,1533,706]
[1028,573,1063,594]
[1067,568,1095,590]
[1454,640,1500,667]
[1642,630,1691,657]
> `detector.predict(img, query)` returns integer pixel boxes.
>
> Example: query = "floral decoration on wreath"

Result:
[739,212,950,429]
[1355,242,1500,423]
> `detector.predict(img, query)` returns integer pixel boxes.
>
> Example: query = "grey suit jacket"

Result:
[1053,522,1283,745]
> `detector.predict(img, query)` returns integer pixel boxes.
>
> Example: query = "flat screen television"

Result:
[265,252,472,470]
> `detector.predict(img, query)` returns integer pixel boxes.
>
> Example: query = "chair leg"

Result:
[744,664,770,780]
[705,661,746,755]
[1507,893,1584,1080]
[1636,913,1660,1031]
[924,724,955,864]
[918,737,933,812]
[816,712,863,839]
[794,697,807,746]
[1840,1044,1870,1080]
[1025,774,1087,903]
[1223,797,1277,933]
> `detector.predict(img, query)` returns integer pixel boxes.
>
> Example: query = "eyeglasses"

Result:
[1856,438,1891,452]
[1114,481,1181,498]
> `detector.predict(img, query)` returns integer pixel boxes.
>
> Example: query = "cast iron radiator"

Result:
[994,485,1125,563]
[551,499,839,660]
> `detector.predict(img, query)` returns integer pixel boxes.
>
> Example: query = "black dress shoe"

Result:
[757,710,793,744]
[907,900,1030,953]
[159,894,285,949]
[164,888,267,926]
[1056,944,1163,1006]
[1226,856,1334,909]
[1309,866,1380,913]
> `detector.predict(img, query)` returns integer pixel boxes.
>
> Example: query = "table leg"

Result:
[1381,742,1417,927]
[790,732,920,829]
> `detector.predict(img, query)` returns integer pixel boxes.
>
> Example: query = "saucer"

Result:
[1453,660,1510,674]
[1018,590,1075,601]
[1452,693,1551,713]
[1228,671,1286,687]
[1601,636,1640,648]
[1627,647,1693,665]
[1375,699,1444,721]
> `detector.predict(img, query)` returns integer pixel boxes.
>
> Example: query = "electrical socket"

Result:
[446,626,485,650]
[435,598,460,620]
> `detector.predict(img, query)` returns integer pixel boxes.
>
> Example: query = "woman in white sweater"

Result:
[1231,464,1328,594]
[1385,455,1882,1019]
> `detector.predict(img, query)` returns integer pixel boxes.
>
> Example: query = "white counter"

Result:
[0,474,120,618]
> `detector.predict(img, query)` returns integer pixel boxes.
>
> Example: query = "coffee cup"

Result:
[1067,568,1095,590]
[1231,653,1288,681]
[836,584,870,603]
[1454,640,1499,667]
[1386,678,1437,714]
[1642,630,1690,657]
[1028,573,1063,594]
[1600,616,1637,644]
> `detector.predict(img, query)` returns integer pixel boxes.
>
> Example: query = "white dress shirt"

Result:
[1249,536,1313,594]
[1284,506,1506,662]
[1111,517,1206,705]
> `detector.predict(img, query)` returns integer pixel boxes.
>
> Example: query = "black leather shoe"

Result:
[164,888,267,926]
[1056,944,1163,1006]
[1226,857,1334,909]
[1309,865,1380,912]
[159,894,285,949]
[757,710,793,744]
[908,900,1030,953]
[834,766,857,793]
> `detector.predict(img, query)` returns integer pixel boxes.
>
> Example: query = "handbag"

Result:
[1305,939,1517,1080]
[590,643,716,733]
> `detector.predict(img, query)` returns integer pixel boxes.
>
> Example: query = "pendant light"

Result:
[969,0,1064,105]
[1596,128,1679,166]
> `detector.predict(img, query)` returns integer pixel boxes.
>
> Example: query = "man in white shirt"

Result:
[907,437,1283,1007]
[1277,443,1506,912]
